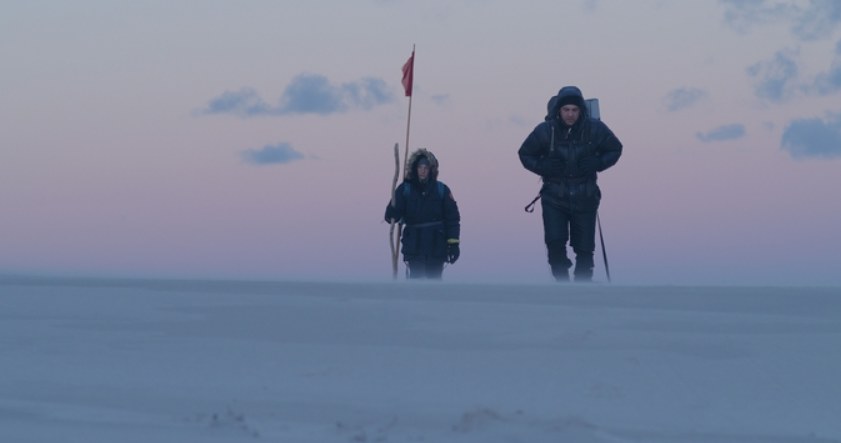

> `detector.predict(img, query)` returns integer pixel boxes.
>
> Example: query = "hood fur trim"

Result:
[405,148,439,181]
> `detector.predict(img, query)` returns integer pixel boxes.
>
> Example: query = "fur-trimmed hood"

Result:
[405,148,439,182]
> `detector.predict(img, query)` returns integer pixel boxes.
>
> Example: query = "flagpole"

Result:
[404,96,412,171]
[403,44,415,171]
[397,84,412,279]
[392,45,415,279]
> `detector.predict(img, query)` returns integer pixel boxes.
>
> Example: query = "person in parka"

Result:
[518,86,622,282]
[385,149,461,279]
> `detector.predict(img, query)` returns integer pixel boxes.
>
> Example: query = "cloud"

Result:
[803,39,841,95]
[241,143,304,165]
[790,0,841,40]
[201,74,394,117]
[333,77,393,111]
[202,88,272,116]
[664,87,708,112]
[781,113,841,159]
[721,0,841,41]
[276,74,346,114]
[721,0,796,33]
[746,49,799,102]
[696,123,746,142]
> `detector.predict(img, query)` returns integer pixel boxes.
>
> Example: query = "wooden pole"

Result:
[404,95,413,172]
[396,87,412,278]
[389,45,416,279]
[389,143,400,279]
[393,45,415,279]
[403,45,414,173]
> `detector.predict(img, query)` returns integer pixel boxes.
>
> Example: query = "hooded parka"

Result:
[385,149,460,277]
[518,86,622,280]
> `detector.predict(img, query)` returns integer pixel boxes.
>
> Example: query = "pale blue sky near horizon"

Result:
[2,0,841,285]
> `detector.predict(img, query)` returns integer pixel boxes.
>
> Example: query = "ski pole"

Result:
[597,211,610,282]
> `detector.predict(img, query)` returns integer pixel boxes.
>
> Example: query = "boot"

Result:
[547,241,572,282]
[551,265,570,282]
[573,251,594,282]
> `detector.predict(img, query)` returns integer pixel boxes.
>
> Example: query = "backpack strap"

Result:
[403,182,446,198]
[436,181,445,198]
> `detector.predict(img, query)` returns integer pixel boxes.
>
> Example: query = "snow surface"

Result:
[1,276,840,442]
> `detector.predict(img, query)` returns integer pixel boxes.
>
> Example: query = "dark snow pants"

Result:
[405,257,445,279]
[541,197,597,281]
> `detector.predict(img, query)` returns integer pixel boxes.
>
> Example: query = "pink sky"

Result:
[2,1,841,285]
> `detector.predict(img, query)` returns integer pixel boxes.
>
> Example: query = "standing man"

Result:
[385,148,461,279]
[518,86,622,282]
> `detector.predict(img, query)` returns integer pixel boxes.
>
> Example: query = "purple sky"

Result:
[2,1,841,285]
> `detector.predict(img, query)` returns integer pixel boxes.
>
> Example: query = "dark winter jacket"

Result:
[518,86,623,211]
[385,149,461,260]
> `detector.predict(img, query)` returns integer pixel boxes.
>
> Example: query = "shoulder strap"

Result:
[588,118,600,140]
[403,182,445,198]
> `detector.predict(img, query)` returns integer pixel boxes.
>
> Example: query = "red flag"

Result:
[401,50,414,97]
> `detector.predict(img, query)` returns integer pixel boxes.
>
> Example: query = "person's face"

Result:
[559,104,580,126]
[416,163,430,181]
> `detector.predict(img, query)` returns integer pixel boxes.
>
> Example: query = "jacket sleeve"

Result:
[518,123,549,176]
[384,183,406,222]
[593,121,622,172]
[442,185,460,240]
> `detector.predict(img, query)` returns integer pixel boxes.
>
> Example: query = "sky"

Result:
[3,277,840,442]
[2,0,841,285]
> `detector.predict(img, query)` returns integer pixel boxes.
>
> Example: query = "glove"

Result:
[446,241,460,264]
[540,157,565,177]
[577,156,602,175]
[384,204,400,223]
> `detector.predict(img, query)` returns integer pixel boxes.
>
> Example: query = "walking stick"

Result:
[597,211,611,282]
[389,143,400,279]
[390,46,415,279]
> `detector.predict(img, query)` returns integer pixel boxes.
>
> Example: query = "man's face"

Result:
[417,163,430,181]
[559,104,580,126]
